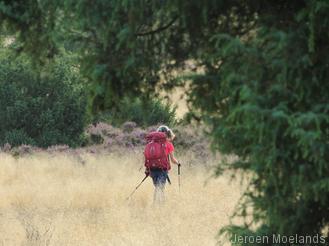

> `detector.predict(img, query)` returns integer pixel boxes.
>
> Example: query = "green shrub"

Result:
[96,97,177,127]
[0,50,87,147]
[4,129,35,146]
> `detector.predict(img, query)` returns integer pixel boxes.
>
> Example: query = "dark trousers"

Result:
[150,168,168,203]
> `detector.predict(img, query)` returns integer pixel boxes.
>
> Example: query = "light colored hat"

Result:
[157,125,175,140]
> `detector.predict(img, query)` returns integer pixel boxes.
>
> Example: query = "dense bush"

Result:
[95,97,177,127]
[0,50,87,147]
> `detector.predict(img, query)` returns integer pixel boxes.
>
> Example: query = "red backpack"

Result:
[144,132,170,171]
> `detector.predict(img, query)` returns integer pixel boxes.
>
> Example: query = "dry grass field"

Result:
[0,148,242,246]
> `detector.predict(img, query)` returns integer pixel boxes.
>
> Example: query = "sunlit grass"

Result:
[0,149,242,245]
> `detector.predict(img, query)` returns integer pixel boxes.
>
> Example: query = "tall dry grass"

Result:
[0,149,242,246]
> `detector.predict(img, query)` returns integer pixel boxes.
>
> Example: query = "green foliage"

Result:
[96,97,177,128]
[0,49,87,147]
[4,129,35,146]
[186,0,329,242]
[0,0,59,60]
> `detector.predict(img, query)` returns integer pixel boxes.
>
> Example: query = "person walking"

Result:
[144,125,180,203]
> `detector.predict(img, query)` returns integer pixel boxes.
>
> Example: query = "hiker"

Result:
[144,125,180,203]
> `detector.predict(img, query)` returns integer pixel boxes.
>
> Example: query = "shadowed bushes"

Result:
[0,50,87,147]
[94,97,177,128]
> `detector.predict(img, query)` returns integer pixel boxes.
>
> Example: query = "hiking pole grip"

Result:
[178,163,181,193]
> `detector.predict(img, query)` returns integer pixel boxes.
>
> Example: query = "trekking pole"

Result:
[166,175,171,185]
[178,163,181,193]
[126,174,149,201]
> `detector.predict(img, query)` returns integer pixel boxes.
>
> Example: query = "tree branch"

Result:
[135,17,178,37]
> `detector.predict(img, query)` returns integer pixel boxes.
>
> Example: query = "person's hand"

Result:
[177,162,181,167]
[145,169,150,176]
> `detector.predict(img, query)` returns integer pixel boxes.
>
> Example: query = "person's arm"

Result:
[169,152,180,165]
